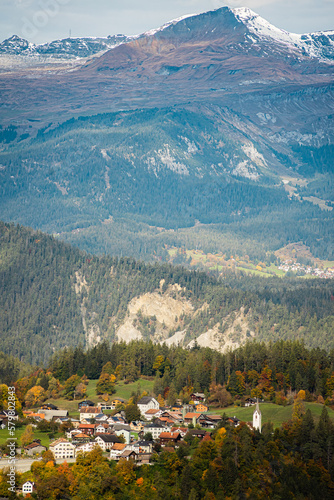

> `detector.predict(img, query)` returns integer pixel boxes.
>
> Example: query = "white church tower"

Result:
[253,399,262,432]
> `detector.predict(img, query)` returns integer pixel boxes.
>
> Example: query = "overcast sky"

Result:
[1,0,333,44]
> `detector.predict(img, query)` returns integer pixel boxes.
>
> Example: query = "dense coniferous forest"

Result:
[0,220,333,365]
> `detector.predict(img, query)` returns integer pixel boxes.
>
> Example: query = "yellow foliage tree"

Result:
[215,427,227,446]
[116,458,136,485]
[297,390,306,401]
[157,394,165,407]
[20,424,34,447]
[25,386,46,407]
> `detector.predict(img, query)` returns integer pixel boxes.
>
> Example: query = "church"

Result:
[253,400,262,432]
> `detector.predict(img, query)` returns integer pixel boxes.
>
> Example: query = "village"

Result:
[0,395,262,496]
[278,260,334,279]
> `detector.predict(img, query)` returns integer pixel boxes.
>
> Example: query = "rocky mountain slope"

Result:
[0,7,333,261]
[0,33,132,59]
[1,221,333,365]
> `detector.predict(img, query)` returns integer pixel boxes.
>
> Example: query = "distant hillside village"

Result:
[1,395,261,471]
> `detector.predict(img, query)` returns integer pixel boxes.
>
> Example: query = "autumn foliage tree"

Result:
[24,385,47,407]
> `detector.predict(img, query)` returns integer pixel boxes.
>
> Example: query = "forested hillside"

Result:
[0,110,333,262]
[0,221,333,365]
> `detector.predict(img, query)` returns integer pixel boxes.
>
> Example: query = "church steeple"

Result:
[253,399,262,432]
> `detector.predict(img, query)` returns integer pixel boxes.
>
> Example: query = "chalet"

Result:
[109,442,127,460]
[130,421,144,432]
[40,403,58,410]
[144,408,162,421]
[196,404,208,413]
[187,429,210,440]
[22,481,36,496]
[137,396,159,416]
[49,438,76,459]
[171,426,188,437]
[198,414,221,428]
[79,407,101,421]
[159,432,182,446]
[78,423,95,436]
[160,411,182,423]
[78,400,95,409]
[66,429,81,440]
[119,449,138,461]
[183,412,204,425]
[95,434,122,451]
[24,441,47,456]
[190,393,206,404]
[245,397,257,407]
[137,452,153,465]
[95,423,110,434]
[110,398,127,407]
[72,433,91,444]
[227,416,240,428]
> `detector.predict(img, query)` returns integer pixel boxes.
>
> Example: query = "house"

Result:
[142,422,167,440]
[97,403,115,410]
[196,404,208,413]
[23,411,45,420]
[137,452,153,465]
[75,441,97,456]
[245,397,257,407]
[40,403,58,410]
[79,407,102,421]
[66,429,82,440]
[78,423,95,436]
[190,393,206,404]
[144,408,162,421]
[160,411,182,423]
[227,416,240,428]
[39,409,69,422]
[113,424,132,444]
[135,441,153,453]
[137,397,159,416]
[95,414,108,422]
[187,429,210,440]
[183,412,204,425]
[95,434,122,452]
[159,432,182,446]
[109,443,127,460]
[110,398,127,407]
[49,438,76,459]
[171,426,189,438]
[24,442,47,456]
[130,421,144,432]
[78,400,95,409]
[119,450,138,461]
[198,414,221,428]
[72,433,91,444]
[95,423,110,434]
[22,481,36,496]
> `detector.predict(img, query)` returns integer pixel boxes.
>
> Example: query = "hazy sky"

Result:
[1,0,333,44]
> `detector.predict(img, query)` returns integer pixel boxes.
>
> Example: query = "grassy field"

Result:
[209,402,334,429]
[42,377,155,416]
[0,427,62,448]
